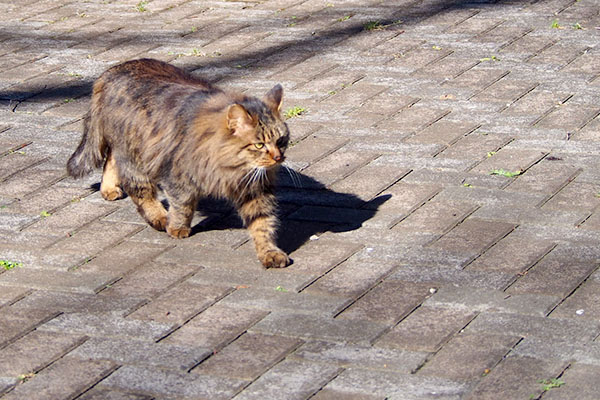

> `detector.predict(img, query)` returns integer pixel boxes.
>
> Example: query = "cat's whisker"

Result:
[283,165,302,188]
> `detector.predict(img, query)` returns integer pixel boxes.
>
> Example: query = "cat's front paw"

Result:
[260,249,290,268]
[167,226,191,239]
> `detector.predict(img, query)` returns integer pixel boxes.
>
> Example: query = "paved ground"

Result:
[0,0,600,398]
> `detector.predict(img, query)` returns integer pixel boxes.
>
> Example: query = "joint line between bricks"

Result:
[331,264,400,320]
[557,46,594,73]
[411,310,481,375]
[544,262,600,318]
[431,123,482,158]
[441,10,480,33]
[387,186,443,230]
[296,244,364,293]
[461,223,519,271]
[364,166,412,206]
[531,93,574,127]
[498,82,539,114]
[466,70,511,102]
[372,97,421,130]
[0,141,33,158]
[497,27,535,52]
[423,204,481,248]
[153,285,236,344]
[534,165,583,209]
[501,243,558,294]
[0,157,50,184]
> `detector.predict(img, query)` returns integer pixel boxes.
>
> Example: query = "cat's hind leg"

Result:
[100,150,125,201]
[124,180,168,231]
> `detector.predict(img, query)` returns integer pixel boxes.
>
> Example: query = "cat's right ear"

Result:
[264,84,283,113]
[227,104,256,136]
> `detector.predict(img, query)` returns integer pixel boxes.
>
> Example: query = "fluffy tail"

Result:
[66,112,105,178]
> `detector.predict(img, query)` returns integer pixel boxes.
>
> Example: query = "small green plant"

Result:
[284,106,307,119]
[18,372,35,382]
[275,286,288,292]
[550,19,562,29]
[572,22,583,30]
[480,55,500,62]
[432,45,442,50]
[63,98,75,103]
[135,1,149,12]
[490,169,522,178]
[337,15,351,22]
[487,151,496,157]
[67,72,83,78]
[190,26,198,33]
[0,260,22,270]
[364,20,384,31]
[540,378,565,391]
[462,183,473,188]
[40,210,52,218]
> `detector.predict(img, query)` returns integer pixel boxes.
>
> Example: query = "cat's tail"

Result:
[66,112,106,178]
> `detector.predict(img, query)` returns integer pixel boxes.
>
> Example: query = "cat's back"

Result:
[96,58,214,91]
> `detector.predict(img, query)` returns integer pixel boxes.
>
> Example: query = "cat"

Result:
[67,58,291,268]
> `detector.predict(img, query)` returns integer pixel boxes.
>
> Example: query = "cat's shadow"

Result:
[192,167,391,256]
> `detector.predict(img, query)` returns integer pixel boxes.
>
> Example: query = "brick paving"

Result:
[0,0,599,398]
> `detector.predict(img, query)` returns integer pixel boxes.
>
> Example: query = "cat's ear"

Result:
[227,104,256,135]
[264,84,283,113]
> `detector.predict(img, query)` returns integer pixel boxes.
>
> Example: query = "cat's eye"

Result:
[254,143,264,149]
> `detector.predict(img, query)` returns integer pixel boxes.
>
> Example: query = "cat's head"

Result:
[226,84,290,169]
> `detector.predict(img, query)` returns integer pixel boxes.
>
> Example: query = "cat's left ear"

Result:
[264,84,283,113]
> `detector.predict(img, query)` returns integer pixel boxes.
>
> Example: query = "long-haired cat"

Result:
[67,58,290,268]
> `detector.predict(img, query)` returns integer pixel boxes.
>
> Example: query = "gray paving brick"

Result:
[542,363,600,400]
[0,356,117,400]
[388,263,514,290]
[513,337,600,366]
[429,218,515,255]
[39,311,174,341]
[291,340,428,374]
[102,364,246,400]
[13,290,144,315]
[233,359,341,400]
[220,286,348,316]
[424,286,559,317]
[0,286,29,307]
[0,268,117,294]
[302,255,397,298]
[549,279,600,321]
[376,306,476,353]
[70,337,210,371]
[418,332,520,381]
[77,387,152,400]
[0,306,59,348]
[250,312,387,344]
[337,280,432,323]
[323,368,469,400]
[465,355,568,400]
[0,330,86,378]
[465,232,555,274]
[164,304,268,350]
[466,312,600,343]
[193,333,301,380]
[506,254,597,298]
[128,282,232,325]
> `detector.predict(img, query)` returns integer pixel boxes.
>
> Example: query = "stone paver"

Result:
[1,0,600,398]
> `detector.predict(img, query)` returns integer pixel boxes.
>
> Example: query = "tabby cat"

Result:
[67,58,291,268]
